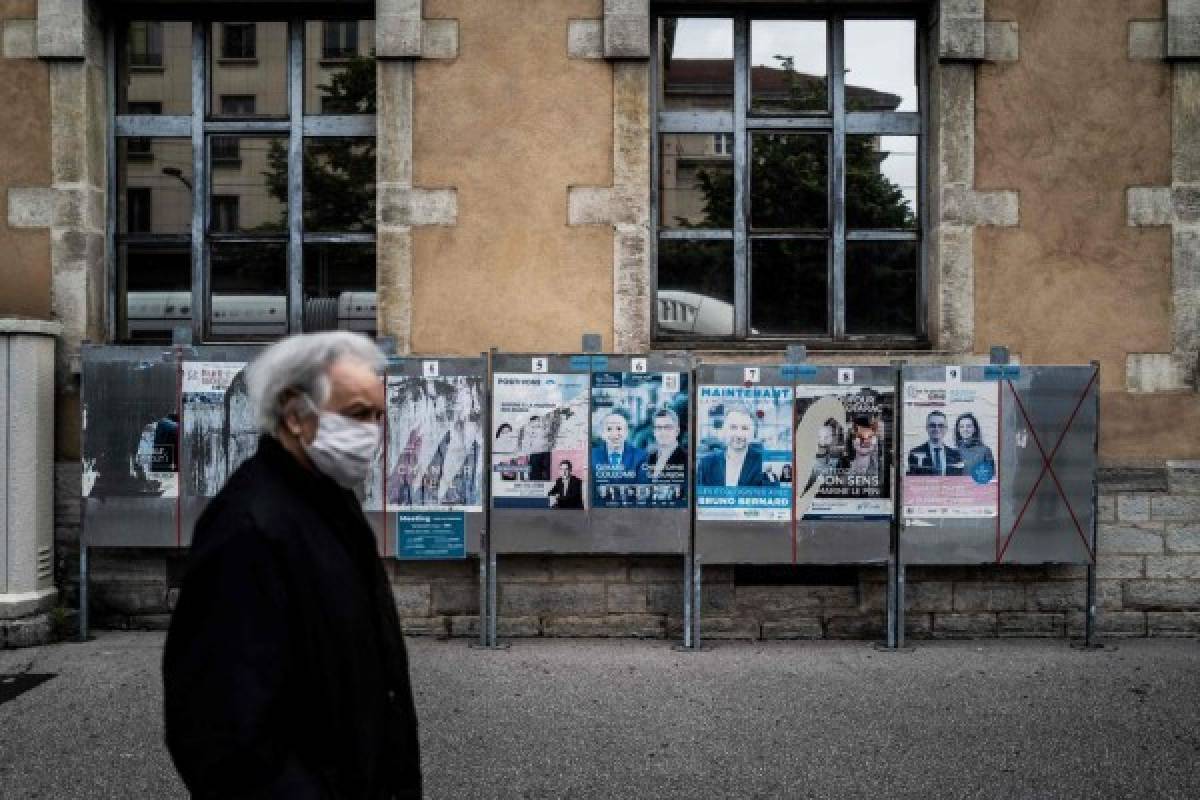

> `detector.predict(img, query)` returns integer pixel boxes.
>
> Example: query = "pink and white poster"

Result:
[901,375,999,518]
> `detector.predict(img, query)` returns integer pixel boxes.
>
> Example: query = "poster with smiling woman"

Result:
[902,376,999,518]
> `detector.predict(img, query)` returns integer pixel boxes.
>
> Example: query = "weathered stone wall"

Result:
[61,463,1200,639]
[0,0,53,319]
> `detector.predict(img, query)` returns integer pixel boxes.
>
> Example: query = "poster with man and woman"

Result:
[902,375,999,518]
[491,372,590,509]
[590,371,689,508]
[695,385,793,521]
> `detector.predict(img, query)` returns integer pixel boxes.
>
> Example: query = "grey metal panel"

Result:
[901,365,1098,565]
[81,346,181,548]
[656,110,734,133]
[491,353,690,555]
[733,16,749,338]
[204,120,291,133]
[996,366,1097,565]
[658,229,734,240]
[845,112,920,135]
[302,115,377,137]
[745,117,834,130]
[383,356,488,557]
[287,19,304,334]
[694,363,894,565]
[176,345,262,547]
[114,116,192,137]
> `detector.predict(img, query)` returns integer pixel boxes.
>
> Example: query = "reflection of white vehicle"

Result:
[657,290,735,336]
[126,291,377,339]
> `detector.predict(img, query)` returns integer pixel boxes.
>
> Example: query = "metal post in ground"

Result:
[78,545,89,642]
[1074,361,1104,651]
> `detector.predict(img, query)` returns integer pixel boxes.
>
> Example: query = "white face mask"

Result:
[302,410,382,489]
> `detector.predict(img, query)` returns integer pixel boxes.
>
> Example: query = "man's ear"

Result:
[279,389,309,437]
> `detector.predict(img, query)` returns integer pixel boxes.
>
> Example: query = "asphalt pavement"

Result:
[1,633,1198,799]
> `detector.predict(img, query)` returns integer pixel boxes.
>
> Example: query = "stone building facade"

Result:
[3,0,1200,644]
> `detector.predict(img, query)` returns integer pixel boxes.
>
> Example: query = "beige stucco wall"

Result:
[0,0,52,320]
[412,0,613,354]
[975,0,1198,462]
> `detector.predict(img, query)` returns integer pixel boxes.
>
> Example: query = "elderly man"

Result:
[163,332,422,799]
[590,410,647,477]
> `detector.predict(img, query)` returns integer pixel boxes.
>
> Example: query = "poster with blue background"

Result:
[696,385,793,521]
[590,371,688,508]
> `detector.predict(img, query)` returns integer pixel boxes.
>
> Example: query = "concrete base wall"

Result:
[56,463,1200,640]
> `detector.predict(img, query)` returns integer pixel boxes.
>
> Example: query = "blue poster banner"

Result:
[695,385,794,521]
[396,511,466,560]
[590,371,689,509]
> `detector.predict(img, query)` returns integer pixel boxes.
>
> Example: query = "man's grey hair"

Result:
[245,331,386,436]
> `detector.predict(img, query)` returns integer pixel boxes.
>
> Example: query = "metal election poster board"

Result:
[901,364,1098,565]
[177,346,263,548]
[81,345,181,547]
[791,365,895,564]
[381,356,487,558]
[490,353,690,555]
[693,364,796,564]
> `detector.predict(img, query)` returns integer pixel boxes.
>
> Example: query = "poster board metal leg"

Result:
[77,545,90,642]
[876,361,911,653]
[1073,362,1104,651]
[693,558,702,649]
[476,548,487,648]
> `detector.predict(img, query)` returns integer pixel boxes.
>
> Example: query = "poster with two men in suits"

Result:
[590,371,689,509]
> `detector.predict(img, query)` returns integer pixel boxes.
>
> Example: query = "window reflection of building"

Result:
[114,18,378,342]
[305,20,376,114]
[660,58,903,231]
[221,23,256,60]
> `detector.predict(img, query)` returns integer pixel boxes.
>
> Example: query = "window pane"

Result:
[660,134,733,229]
[117,21,191,115]
[210,22,287,117]
[209,136,288,233]
[845,20,917,112]
[846,241,918,335]
[120,243,192,342]
[117,138,192,235]
[303,244,376,334]
[304,138,376,232]
[659,17,733,111]
[750,20,827,113]
[656,240,734,337]
[847,135,917,229]
[306,20,376,114]
[209,243,288,338]
[751,239,827,335]
[750,133,827,230]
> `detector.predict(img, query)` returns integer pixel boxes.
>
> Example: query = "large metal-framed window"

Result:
[109,9,377,343]
[652,8,927,347]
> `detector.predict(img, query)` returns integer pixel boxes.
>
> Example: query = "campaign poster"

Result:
[181,362,258,497]
[81,357,179,500]
[902,378,999,518]
[794,386,894,519]
[382,374,485,512]
[590,371,689,509]
[492,373,589,510]
[696,385,793,521]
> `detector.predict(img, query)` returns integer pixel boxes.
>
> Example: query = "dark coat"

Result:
[163,435,422,799]
[547,474,584,508]
[697,445,766,487]
[906,442,965,476]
